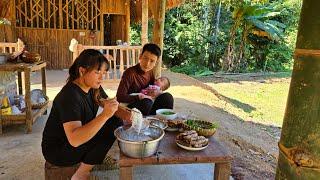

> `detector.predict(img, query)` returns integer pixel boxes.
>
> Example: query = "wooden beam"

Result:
[152,0,166,78]
[125,0,130,43]
[141,0,148,45]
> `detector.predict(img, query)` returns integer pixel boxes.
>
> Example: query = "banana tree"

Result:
[224,2,285,71]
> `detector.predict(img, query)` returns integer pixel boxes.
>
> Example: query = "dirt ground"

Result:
[0,70,282,180]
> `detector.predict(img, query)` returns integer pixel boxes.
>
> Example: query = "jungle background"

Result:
[132,0,301,74]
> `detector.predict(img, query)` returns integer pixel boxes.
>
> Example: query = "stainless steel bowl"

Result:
[114,126,165,158]
[146,117,168,130]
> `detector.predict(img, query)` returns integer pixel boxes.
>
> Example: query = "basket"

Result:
[21,51,41,63]
[32,95,49,109]
[182,120,217,137]
[31,89,49,109]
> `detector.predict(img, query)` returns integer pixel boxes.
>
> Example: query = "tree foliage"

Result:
[129,0,302,75]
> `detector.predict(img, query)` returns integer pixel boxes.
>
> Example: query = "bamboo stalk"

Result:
[276,0,320,178]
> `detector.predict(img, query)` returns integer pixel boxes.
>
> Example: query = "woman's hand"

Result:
[101,98,119,118]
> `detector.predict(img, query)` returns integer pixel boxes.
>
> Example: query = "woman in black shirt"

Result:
[42,49,122,179]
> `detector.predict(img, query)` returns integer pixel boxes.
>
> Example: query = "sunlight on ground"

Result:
[205,81,290,127]
[168,85,220,105]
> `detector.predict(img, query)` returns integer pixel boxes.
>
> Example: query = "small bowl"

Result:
[146,117,168,130]
[182,120,217,137]
[156,109,177,120]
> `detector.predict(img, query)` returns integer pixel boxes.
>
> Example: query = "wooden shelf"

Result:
[0,61,47,134]
[1,103,48,125]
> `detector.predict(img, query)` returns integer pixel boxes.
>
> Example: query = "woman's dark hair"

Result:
[68,49,109,82]
[68,49,109,104]
[141,43,161,57]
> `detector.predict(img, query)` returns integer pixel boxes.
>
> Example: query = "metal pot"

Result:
[114,126,164,158]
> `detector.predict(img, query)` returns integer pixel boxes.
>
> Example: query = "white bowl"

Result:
[156,109,177,120]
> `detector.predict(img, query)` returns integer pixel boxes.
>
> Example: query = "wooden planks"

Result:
[118,131,232,180]
[15,28,104,69]
[100,0,126,15]
[119,131,233,167]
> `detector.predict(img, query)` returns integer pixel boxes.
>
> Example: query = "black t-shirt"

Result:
[42,82,107,148]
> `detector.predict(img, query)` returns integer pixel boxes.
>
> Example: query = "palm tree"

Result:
[224,2,285,71]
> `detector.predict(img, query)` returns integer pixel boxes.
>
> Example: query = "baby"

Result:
[141,77,170,98]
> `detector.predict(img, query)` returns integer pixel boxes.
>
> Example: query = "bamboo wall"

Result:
[101,0,127,14]
[9,0,129,69]
[111,15,126,44]
[1,0,183,69]
[16,28,103,69]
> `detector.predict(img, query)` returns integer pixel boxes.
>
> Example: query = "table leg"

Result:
[41,67,47,96]
[18,71,23,95]
[24,69,32,133]
[120,166,133,180]
[41,67,47,115]
[0,116,2,134]
[214,162,231,180]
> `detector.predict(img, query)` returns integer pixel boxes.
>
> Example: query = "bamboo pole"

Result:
[141,0,148,45]
[276,0,320,179]
[152,0,166,78]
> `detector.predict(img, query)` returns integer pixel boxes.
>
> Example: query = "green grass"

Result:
[204,74,291,127]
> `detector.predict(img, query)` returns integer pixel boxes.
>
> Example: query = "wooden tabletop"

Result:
[119,131,232,167]
[0,61,46,71]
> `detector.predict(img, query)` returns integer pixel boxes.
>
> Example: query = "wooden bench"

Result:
[45,155,118,180]
[119,131,233,180]
[45,161,79,180]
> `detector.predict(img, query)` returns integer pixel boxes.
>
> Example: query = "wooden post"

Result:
[152,0,166,78]
[120,166,132,180]
[125,0,130,43]
[276,0,320,179]
[73,44,83,61]
[24,69,32,133]
[17,38,25,51]
[17,72,23,95]
[41,67,47,96]
[141,0,148,45]
[214,162,231,180]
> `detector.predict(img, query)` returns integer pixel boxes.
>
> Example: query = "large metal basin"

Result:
[114,126,164,158]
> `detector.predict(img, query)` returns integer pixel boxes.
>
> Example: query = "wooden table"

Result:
[0,61,47,134]
[119,131,233,180]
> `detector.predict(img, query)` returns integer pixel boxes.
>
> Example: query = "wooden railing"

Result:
[0,39,25,53]
[73,44,142,82]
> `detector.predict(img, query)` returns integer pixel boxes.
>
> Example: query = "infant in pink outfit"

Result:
[141,77,170,98]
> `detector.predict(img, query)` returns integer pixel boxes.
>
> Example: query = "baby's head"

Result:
[154,77,170,91]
